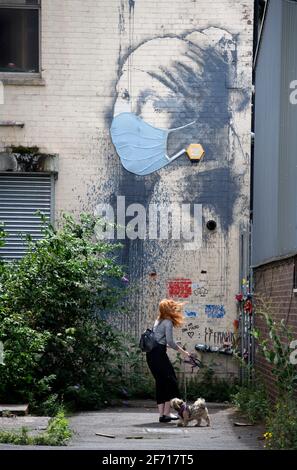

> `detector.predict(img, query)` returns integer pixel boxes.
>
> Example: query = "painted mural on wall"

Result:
[110,26,243,178]
[102,0,251,369]
[108,21,249,245]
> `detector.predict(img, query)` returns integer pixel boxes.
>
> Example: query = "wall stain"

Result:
[129,0,135,15]
[118,1,125,34]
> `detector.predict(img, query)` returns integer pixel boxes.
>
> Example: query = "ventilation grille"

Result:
[0,174,53,260]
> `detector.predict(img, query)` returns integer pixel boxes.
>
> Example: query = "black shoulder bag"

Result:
[139,321,163,353]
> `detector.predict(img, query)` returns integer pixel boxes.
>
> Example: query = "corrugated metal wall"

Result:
[252,0,283,266]
[0,173,54,260]
[253,0,297,266]
[278,0,297,257]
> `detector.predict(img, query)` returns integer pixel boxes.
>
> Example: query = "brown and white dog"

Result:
[171,397,210,427]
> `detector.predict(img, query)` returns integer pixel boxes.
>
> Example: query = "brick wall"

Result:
[253,255,297,398]
[0,0,254,378]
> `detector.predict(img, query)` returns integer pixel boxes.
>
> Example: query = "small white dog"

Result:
[171,397,210,427]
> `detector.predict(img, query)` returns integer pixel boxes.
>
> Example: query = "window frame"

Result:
[0,0,41,76]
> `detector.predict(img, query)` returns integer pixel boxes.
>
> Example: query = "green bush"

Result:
[0,409,72,446]
[122,354,155,400]
[0,309,52,404]
[181,367,238,403]
[231,381,269,424]
[264,397,297,450]
[0,427,32,445]
[0,213,132,411]
[33,409,72,446]
[252,310,297,396]
[251,305,297,448]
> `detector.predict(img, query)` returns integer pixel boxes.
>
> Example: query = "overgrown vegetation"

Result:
[231,380,269,424]
[183,366,238,402]
[233,302,297,449]
[252,310,297,396]
[264,398,297,450]
[0,409,72,446]
[120,356,155,400]
[0,213,139,412]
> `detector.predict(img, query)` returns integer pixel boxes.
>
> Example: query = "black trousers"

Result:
[146,344,180,405]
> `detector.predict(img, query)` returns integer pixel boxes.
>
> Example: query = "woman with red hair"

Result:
[146,298,190,423]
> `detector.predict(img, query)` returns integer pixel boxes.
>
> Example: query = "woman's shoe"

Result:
[168,414,179,420]
[159,415,171,423]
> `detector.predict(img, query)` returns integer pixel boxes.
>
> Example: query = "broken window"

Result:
[0,1,40,73]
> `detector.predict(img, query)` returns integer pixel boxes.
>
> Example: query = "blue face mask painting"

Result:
[110,112,195,176]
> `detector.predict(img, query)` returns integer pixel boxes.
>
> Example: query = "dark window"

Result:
[0,1,40,73]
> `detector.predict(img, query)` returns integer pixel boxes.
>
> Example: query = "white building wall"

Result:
[0,0,253,378]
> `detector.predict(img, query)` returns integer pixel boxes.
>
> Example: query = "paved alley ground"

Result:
[0,401,264,450]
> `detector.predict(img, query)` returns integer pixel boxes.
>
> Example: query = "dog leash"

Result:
[184,354,204,371]
[183,354,204,401]
[183,357,187,402]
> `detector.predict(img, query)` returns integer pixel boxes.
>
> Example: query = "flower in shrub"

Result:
[263,431,273,449]
[244,299,253,315]
[235,293,243,302]
[233,319,239,330]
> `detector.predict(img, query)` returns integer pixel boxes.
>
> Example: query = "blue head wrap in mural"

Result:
[110,112,195,175]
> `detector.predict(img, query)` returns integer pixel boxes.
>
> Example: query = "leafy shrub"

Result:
[121,353,155,400]
[0,409,72,446]
[231,381,269,423]
[0,213,131,411]
[264,397,297,450]
[34,394,61,417]
[0,427,31,445]
[181,367,238,403]
[0,309,52,404]
[252,309,297,396]
[33,409,72,446]
[251,305,297,447]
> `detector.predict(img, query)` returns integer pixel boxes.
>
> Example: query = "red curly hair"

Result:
[158,298,185,328]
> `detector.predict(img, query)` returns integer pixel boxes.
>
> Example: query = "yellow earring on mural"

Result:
[186,143,205,161]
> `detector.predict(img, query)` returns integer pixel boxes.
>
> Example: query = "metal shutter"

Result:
[0,173,54,260]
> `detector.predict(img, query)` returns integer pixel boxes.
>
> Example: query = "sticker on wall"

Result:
[167,278,192,298]
[205,304,225,319]
[110,112,199,176]
[184,310,198,318]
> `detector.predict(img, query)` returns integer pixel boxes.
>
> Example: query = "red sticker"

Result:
[167,278,192,298]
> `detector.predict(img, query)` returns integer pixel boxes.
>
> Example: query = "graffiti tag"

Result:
[204,327,234,345]
[193,286,208,297]
[205,304,225,319]
[182,322,200,339]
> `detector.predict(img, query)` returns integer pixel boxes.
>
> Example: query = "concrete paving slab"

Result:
[0,403,265,450]
[0,404,29,416]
